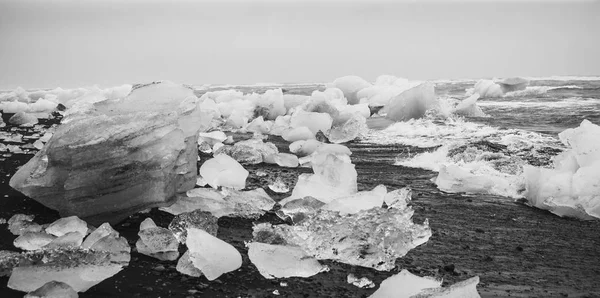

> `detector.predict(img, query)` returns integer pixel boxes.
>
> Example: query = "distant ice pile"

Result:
[523,120,600,219]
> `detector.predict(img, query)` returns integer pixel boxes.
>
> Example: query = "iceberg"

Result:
[185,227,242,281]
[247,242,328,279]
[496,77,529,93]
[228,139,278,164]
[385,82,436,122]
[9,82,211,225]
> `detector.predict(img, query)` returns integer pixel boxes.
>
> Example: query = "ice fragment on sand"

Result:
[8,112,38,126]
[253,205,431,271]
[247,242,328,279]
[229,139,278,164]
[221,188,276,212]
[268,177,289,193]
[524,119,600,219]
[14,232,56,251]
[282,126,316,142]
[81,223,119,249]
[168,210,218,243]
[289,139,322,156]
[277,196,326,223]
[347,274,375,289]
[136,218,179,261]
[186,227,242,280]
[322,184,387,215]
[43,232,85,249]
[45,216,88,237]
[267,153,299,168]
[6,248,128,292]
[199,154,249,189]
[176,250,203,277]
[24,281,78,298]
[369,270,441,298]
[326,113,367,143]
[416,276,481,298]
[287,153,357,203]
[384,187,412,209]
[8,214,42,236]
[290,110,333,135]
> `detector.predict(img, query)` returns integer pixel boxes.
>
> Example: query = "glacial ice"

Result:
[168,210,219,243]
[435,164,523,198]
[136,218,179,261]
[185,227,242,280]
[385,82,436,122]
[24,281,78,298]
[289,139,322,156]
[81,223,119,249]
[13,232,56,251]
[8,214,43,236]
[322,184,387,215]
[417,276,481,298]
[5,247,128,292]
[9,82,210,225]
[268,177,290,193]
[453,94,486,117]
[199,154,249,189]
[286,153,357,204]
[253,205,431,271]
[496,77,529,93]
[45,216,88,237]
[176,250,203,277]
[43,232,85,249]
[277,196,326,223]
[326,112,367,143]
[290,110,333,135]
[8,112,39,126]
[228,139,278,164]
[524,120,600,219]
[247,242,328,279]
[282,126,316,142]
[369,270,439,297]
[347,274,375,289]
[331,76,372,105]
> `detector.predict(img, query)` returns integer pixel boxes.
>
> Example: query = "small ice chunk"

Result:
[290,111,333,135]
[45,216,88,238]
[269,153,299,168]
[14,232,56,251]
[33,140,44,150]
[384,187,412,209]
[268,177,289,193]
[139,217,157,230]
[282,126,316,142]
[43,231,85,249]
[221,188,276,212]
[347,273,375,288]
[289,139,322,156]
[8,214,42,236]
[186,227,242,280]
[247,242,328,279]
[322,184,387,215]
[168,210,218,243]
[229,139,278,164]
[136,219,179,261]
[176,250,203,277]
[369,270,441,298]
[418,276,481,298]
[198,131,227,146]
[81,223,119,249]
[8,112,38,126]
[24,281,78,298]
[200,154,249,189]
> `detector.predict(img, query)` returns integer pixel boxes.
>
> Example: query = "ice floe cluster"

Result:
[0,75,491,295]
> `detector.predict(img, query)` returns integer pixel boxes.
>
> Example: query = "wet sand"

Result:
[1,116,599,297]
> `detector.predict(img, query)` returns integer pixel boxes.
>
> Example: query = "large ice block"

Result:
[185,228,242,280]
[385,82,436,122]
[9,82,211,225]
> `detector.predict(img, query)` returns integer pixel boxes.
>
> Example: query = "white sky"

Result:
[0,0,598,89]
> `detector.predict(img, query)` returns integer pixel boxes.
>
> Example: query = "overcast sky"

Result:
[0,0,598,89]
